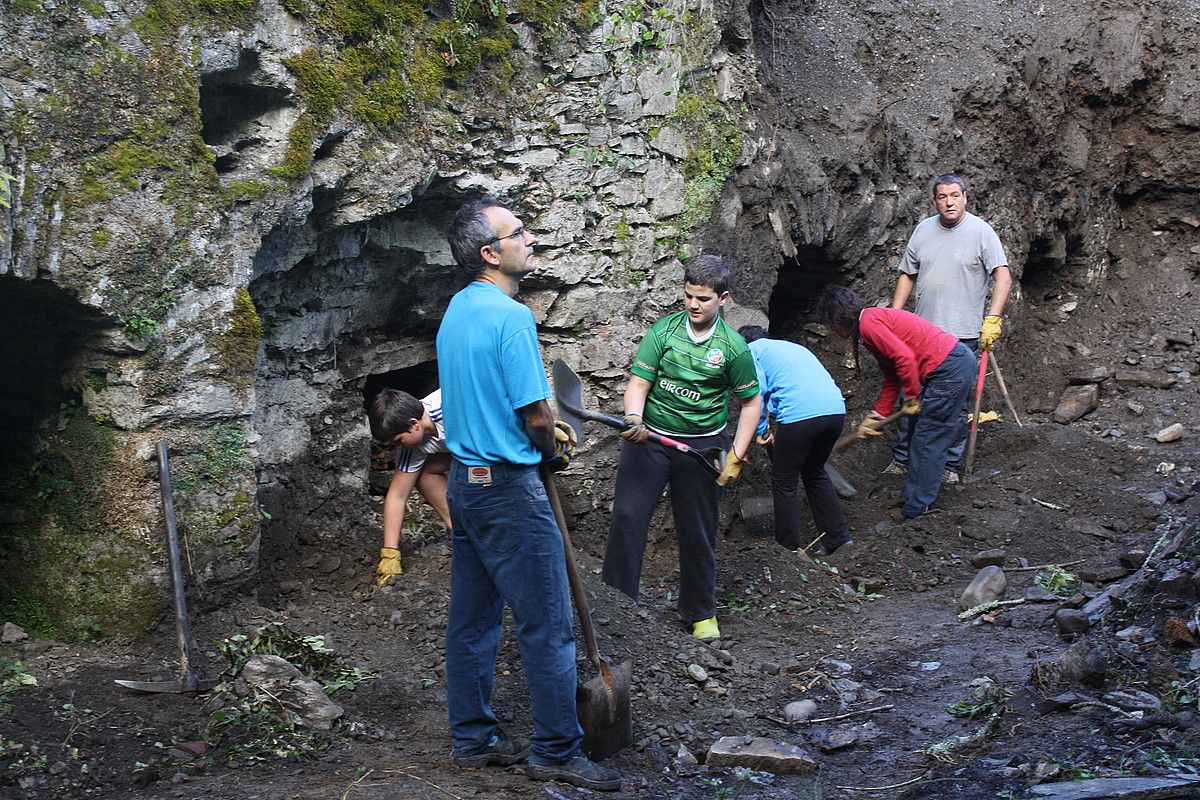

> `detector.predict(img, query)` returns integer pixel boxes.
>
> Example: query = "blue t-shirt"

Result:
[436,281,551,466]
[748,339,845,435]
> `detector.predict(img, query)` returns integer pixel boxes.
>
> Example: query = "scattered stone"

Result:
[818,728,859,752]
[1119,549,1148,569]
[970,549,1007,568]
[818,658,853,676]
[706,736,818,774]
[783,700,817,723]
[1,622,29,643]
[960,565,1007,610]
[1156,566,1196,598]
[1055,609,1091,635]
[1069,366,1110,384]
[1057,640,1107,688]
[1115,626,1154,643]
[240,654,344,730]
[674,743,698,766]
[1102,688,1161,713]
[1114,369,1177,389]
[1024,586,1058,602]
[1126,401,1146,416]
[1154,423,1184,443]
[174,741,207,758]
[686,664,708,683]
[1052,385,1099,424]
[1026,775,1200,798]
[1036,692,1080,714]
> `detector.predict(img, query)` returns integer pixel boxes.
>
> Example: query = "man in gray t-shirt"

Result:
[886,173,1013,477]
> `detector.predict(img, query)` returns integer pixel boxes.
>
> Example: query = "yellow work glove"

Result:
[979,315,1003,350]
[857,412,887,438]
[971,410,1001,424]
[548,420,577,471]
[375,547,402,586]
[901,398,922,416]
[619,413,650,443]
[716,450,746,487]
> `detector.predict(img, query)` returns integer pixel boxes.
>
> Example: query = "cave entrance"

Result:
[766,244,846,339]
[0,276,107,464]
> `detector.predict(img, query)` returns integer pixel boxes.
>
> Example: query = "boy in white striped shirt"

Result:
[368,388,453,586]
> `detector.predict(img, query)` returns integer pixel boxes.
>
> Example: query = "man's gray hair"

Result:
[448,197,501,278]
[929,173,968,197]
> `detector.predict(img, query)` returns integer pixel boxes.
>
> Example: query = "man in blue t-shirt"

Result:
[739,326,852,557]
[436,198,620,792]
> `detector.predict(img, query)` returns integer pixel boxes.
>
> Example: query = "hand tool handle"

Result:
[157,443,199,693]
[540,463,604,672]
[832,409,906,452]
[987,351,1023,428]
[560,400,721,475]
[965,351,989,475]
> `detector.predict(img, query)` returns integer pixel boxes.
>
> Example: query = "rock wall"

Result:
[0,0,1196,633]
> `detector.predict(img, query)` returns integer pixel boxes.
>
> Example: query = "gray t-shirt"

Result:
[898,212,1008,339]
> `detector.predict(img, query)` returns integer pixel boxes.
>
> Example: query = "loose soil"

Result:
[3,225,1199,799]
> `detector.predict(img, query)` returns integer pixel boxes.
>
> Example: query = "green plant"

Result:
[0,661,37,715]
[721,592,753,613]
[215,623,376,695]
[946,676,1011,719]
[1035,565,1078,597]
[118,310,158,340]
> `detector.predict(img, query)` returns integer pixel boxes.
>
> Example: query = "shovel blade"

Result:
[577,659,633,762]
[552,359,586,443]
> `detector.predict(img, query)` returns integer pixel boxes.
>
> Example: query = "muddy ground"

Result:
[2,206,1198,799]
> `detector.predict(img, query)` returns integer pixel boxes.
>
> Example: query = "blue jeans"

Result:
[445,460,583,765]
[892,338,979,470]
[903,343,977,518]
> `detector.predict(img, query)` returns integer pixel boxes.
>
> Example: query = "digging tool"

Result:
[115,443,216,694]
[965,350,989,475]
[987,351,1023,428]
[831,409,906,453]
[539,463,633,761]
[552,358,724,477]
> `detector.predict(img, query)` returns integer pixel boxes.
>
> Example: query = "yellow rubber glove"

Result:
[901,398,922,416]
[375,547,402,586]
[979,315,1003,350]
[971,410,1001,424]
[548,420,577,471]
[857,412,887,438]
[619,413,650,443]
[716,450,746,487]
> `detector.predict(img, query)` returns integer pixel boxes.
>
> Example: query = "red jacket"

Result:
[859,307,958,416]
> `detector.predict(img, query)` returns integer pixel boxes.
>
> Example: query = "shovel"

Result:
[552,358,723,477]
[831,408,906,453]
[115,443,216,694]
[539,463,633,761]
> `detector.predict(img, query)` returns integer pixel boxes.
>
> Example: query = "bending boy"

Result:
[368,388,453,586]
[601,255,761,641]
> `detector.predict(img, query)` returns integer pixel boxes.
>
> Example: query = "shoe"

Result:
[882,460,907,476]
[691,616,720,640]
[526,755,622,791]
[942,469,961,484]
[811,535,854,557]
[453,737,531,768]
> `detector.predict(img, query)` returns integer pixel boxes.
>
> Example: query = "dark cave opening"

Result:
[0,276,107,465]
[765,244,846,338]
[199,50,292,172]
[1023,228,1087,298]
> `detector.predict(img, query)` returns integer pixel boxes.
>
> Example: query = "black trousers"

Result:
[601,430,729,624]
[769,414,849,550]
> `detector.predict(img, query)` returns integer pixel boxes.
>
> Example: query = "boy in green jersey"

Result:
[600,254,761,640]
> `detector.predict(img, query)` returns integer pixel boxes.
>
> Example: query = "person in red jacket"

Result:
[817,287,977,519]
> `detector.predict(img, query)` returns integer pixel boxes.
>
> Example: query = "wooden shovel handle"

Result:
[540,464,604,672]
[832,409,906,452]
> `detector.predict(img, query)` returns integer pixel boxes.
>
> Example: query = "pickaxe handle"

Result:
[559,400,723,477]
[832,409,906,452]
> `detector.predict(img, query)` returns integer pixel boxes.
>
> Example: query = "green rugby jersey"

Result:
[631,311,760,436]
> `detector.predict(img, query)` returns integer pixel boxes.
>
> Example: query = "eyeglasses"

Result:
[488,226,525,245]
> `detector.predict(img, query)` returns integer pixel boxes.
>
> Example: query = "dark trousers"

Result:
[892,337,979,471]
[601,430,729,624]
[902,343,977,518]
[769,414,849,550]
